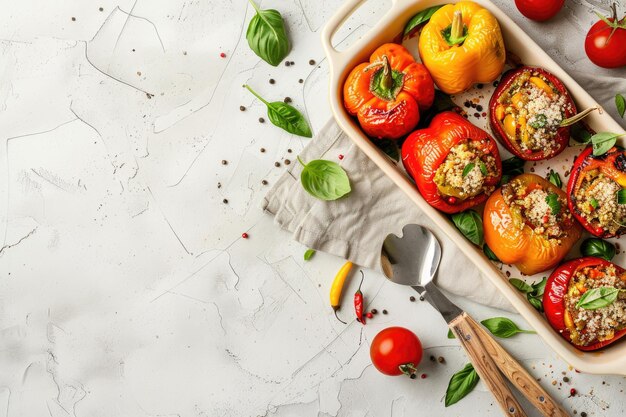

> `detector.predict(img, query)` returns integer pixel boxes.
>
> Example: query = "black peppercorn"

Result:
[298,79,304,84]
[309,59,316,65]
[269,78,275,84]
[382,309,388,315]
[274,162,280,167]
[221,160,228,165]
[437,356,445,363]
[476,105,483,112]
[371,309,378,314]
[410,296,416,302]
[260,148,265,153]
[223,199,228,204]
[287,148,292,153]
[285,61,290,67]
[239,105,246,111]
[284,159,291,165]
[259,117,265,123]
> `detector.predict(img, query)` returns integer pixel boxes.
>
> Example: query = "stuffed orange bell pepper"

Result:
[344,43,435,140]
[418,1,505,94]
[483,173,582,275]
[401,111,502,214]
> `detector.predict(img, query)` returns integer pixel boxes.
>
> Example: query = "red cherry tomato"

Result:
[370,327,423,377]
[515,0,564,21]
[585,6,626,68]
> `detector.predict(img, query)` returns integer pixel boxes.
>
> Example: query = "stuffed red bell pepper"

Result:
[489,66,577,160]
[483,173,582,275]
[401,111,502,214]
[567,145,626,238]
[544,257,626,351]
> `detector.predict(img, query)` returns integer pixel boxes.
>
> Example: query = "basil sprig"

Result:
[244,85,312,137]
[617,188,626,205]
[445,363,479,407]
[462,163,475,178]
[482,243,500,262]
[547,170,562,188]
[246,0,290,66]
[510,277,546,312]
[576,286,624,310]
[616,93,625,118]
[584,132,626,156]
[451,210,483,246]
[298,157,351,201]
[304,249,316,261]
[545,192,561,215]
[403,5,444,36]
[480,317,536,338]
[580,238,616,261]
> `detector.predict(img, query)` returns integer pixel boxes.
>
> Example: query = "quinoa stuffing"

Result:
[566,265,626,347]
[502,178,574,243]
[494,69,571,154]
[574,169,626,235]
[433,139,498,200]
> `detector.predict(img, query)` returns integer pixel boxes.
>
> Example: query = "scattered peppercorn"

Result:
[71,17,76,21]
[242,232,249,239]
[570,388,577,396]
[366,312,373,319]
[223,199,228,204]
[298,79,304,83]
[476,83,483,89]
[437,356,445,364]
[580,412,587,417]
[420,373,427,379]
[220,52,226,58]
[221,160,228,165]
[482,112,487,117]
[285,61,291,67]
[290,61,294,65]
[419,296,425,301]
[274,162,280,167]
[476,105,483,112]
[429,355,436,362]
[259,117,265,123]
[284,159,291,165]
[410,296,416,302]
[309,59,316,65]
[338,154,344,160]
[463,101,471,108]
[382,309,388,315]
[260,148,266,153]
[269,78,275,84]
[474,112,480,118]
[284,97,292,103]
[261,180,268,185]
[410,374,417,379]
[371,309,378,314]
[493,80,499,87]
[239,105,246,111]
[217,182,222,188]
[563,376,570,383]
[287,148,292,153]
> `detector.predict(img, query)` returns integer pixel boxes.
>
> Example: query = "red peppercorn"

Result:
[570,388,577,396]
[366,312,373,319]
[420,373,427,379]
[242,232,249,239]
[220,52,226,58]
[338,154,344,160]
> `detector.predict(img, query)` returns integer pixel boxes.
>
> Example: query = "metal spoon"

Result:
[381,224,569,417]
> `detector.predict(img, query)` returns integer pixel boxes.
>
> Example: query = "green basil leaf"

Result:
[547,170,562,188]
[531,276,547,296]
[618,189,626,205]
[479,161,488,176]
[502,156,525,173]
[576,287,620,310]
[376,139,400,162]
[545,192,561,215]
[570,122,593,144]
[304,249,316,261]
[528,296,543,312]
[509,278,533,294]
[267,102,312,137]
[445,363,480,407]
[616,94,626,118]
[246,1,290,66]
[580,238,616,261]
[590,197,599,209]
[480,317,535,338]
[591,132,622,156]
[451,210,483,246]
[447,328,455,339]
[432,90,456,112]
[462,163,475,178]
[299,158,351,201]
[483,243,500,262]
[403,5,445,36]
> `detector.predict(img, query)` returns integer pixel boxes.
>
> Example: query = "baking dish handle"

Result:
[320,0,369,70]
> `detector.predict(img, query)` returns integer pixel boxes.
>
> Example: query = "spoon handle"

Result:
[465,314,570,417]
[449,312,528,417]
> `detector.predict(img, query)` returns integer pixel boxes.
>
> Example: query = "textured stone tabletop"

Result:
[0,0,625,416]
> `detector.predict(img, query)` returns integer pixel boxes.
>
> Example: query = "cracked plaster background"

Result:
[0,0,625,416]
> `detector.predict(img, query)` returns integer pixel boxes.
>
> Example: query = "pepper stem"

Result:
[398,363,417,377]
[333,306,347,324]
[451,11,464,41]
[297,156,307,167]
[380,56,393,90]
[356,270,364,294]
[243,84,270,106]
[559,106,600,127]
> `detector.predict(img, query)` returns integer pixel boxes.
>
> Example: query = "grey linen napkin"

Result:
[262,118,514,311]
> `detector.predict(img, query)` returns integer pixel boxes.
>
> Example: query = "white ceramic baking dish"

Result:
[322,0,626,375]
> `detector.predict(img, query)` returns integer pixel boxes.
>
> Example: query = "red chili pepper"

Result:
[567,145,626,238]
[355,270,365,325]
[543,257,626,351]
[489,66,576,161]
[401,111,502,214]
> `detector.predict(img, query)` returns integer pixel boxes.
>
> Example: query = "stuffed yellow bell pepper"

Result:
[418,1,506,94]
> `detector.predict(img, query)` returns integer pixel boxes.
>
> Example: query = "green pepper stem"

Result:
[559,106,600,127]
[243,84,270,106]
[380,55,393,90]
[451,11,464,41]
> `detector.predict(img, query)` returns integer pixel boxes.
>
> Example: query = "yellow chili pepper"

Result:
[329,260,353,323]
[418,1,506,94]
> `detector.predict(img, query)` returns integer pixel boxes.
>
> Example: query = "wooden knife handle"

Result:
[449,313,527,417]
[465,314,570,417]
